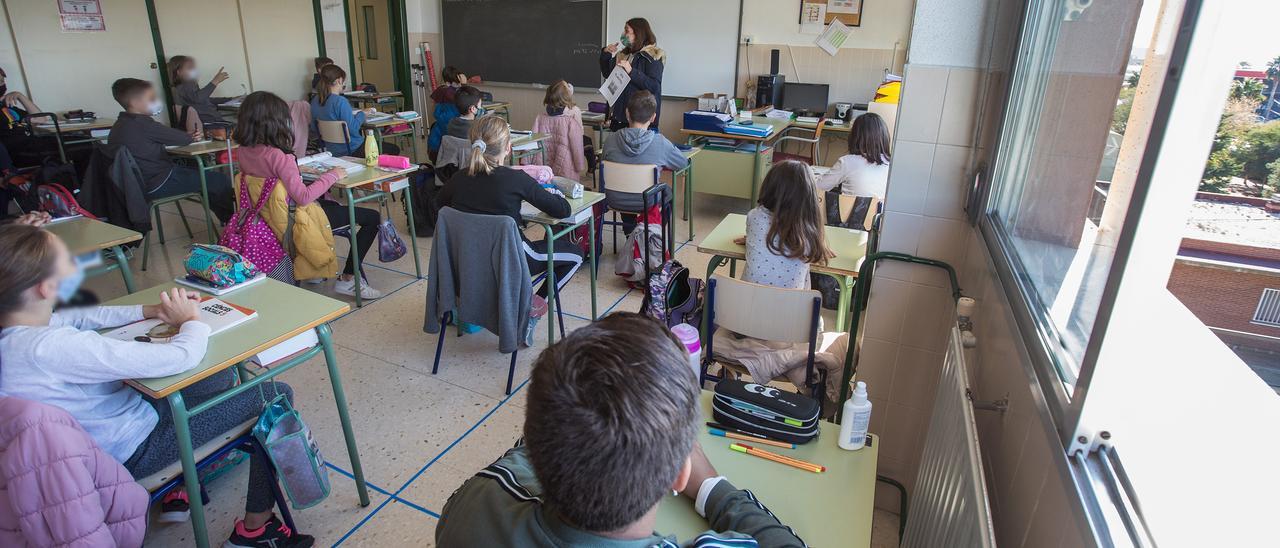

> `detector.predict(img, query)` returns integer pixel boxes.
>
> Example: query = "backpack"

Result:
[614,209,667,284]
[641,260,704,328]
[568,202,606,261]
[219,175,288,274]
[37,183,99,219]
[401,166,441,237]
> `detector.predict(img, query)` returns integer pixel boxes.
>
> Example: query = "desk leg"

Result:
[589,214,597,320]
[318,323,371,507]
[374,127,385,151]
[750,141,762,205]
[683,163,694,242]
[409,126,422,163]
[825,273,853,333]
[544,225,557,346]
[345,188,364,308]
[702,255,728,340]
[194,156,217,242]
[111,245,136,293]
[169,392,212,548]
[402,184,422,278]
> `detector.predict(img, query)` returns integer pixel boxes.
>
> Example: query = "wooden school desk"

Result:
[45,216,142,293]
[582,111,606,148]
[680,116,792,204]
[345,90,404,111]
[655,391,879,547]
[117,280,369,548]
[32,116,115,163]
[510,131,550,165]
[521,190,605,345]
[483,100,511,122]
[363,114,423,162]
[697,213,869,331]
[332,164,424,307]
[167,139,239,241]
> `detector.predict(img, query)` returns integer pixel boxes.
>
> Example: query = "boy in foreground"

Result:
[436,312,805,547]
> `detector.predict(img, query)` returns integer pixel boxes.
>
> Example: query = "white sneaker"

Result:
[334,277,384,300]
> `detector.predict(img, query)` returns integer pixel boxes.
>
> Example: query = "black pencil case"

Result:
[711,380,820,445]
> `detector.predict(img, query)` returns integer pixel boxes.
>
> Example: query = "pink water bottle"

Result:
[670,323,702,380]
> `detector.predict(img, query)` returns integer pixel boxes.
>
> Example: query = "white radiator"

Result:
[902,327,997,548]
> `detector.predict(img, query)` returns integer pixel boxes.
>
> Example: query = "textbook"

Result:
[366,111,394,123]
[103,297,257,343]
[298,152,365,181]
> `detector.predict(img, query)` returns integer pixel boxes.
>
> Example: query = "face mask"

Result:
[186,69,199,81]
[56,262,85,303]
[146,100,164,116]
[475,107,485,117]
[620,34,631,48]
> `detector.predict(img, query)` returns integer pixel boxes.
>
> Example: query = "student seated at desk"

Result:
[436,312,805,547]
[0,66,83,169]
[601,91,687,234]
[437,115,584,300]
[234,91,384,300]
[815,113,891,200]
[428,66,467,158]
[310,65,399,157]
[0,224,313,548]
[107,78,234,223]
[168,55,236,127]
[310,56,333,97]
[446,85,482,140]
[726,161,847,411]
[532,79,586,180]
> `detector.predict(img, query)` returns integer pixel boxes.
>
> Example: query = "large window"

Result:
[983,0,1178,400]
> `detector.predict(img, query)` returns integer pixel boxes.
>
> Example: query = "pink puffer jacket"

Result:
[532,107,587,181]
[0,398,148,548]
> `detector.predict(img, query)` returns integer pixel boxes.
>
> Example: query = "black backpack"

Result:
[640,260,704,329]
[402,165,446,238]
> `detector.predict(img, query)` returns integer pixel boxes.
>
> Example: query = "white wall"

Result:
[741,0,912,50]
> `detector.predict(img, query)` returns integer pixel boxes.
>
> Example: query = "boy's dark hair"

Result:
[625,90,658,125]
[112,78,153,108]
[441,65,464,84]
[454,85,481,112]
[233,91,294,156]
[314,56,333,71]
[523,312,699,533]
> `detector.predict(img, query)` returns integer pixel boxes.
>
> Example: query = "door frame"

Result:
[327,0,412,110]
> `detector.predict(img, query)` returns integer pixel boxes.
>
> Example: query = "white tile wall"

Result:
[893,65,948,142]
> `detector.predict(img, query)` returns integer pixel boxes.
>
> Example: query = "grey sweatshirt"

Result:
[173,81,232,125]
[601,128,689,212]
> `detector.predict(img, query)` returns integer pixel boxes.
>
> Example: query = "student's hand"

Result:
[211,67,229,86]
[680,441,719,500]
[2,91,26,108]
[603,43,619,55]
[14,211,51,227]
[616,58,632,73]
[155,288,201,326]
[732,235,746,245]
[330,167,348,179]
[364,107,379,115]
[189,128,204,141]
[825,246,837,259]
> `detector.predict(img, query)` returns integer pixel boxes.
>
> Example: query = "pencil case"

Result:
[711,380,820,445]
[377,155,412,170]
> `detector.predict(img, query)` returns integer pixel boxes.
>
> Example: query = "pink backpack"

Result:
[219,175,287,274]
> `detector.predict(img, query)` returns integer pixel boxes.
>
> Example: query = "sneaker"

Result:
[158,490,190,523]
[224,515,314,548]
[334,277,383,300]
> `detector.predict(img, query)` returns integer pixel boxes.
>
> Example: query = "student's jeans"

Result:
[318,199,380,277]
[523,238,584,298]
[124,370,293,515]
[148,166,234,224]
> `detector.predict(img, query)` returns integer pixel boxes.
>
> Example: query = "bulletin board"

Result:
[799,0,863,27]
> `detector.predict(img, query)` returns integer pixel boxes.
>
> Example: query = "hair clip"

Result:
[472,139,487,152]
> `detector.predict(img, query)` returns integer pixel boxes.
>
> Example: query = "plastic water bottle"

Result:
[670,323,702,381]
[364,129,379,166]
[838,381,873,450]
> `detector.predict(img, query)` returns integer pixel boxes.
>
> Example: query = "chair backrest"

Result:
[709,273,821,344]
[818,192,881,231]
[316,119,350,147]
[600,161,660,193]
[287,101,312,158]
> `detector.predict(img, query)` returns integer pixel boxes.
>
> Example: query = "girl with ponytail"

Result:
[438,115,585,299]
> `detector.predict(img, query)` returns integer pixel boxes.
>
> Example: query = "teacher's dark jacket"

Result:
[599,45,666,131]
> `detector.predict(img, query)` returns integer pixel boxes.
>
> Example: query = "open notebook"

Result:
[298,152,365,181]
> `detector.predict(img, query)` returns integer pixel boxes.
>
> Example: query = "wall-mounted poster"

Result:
[58,0,106,32]
[799,0,862,27]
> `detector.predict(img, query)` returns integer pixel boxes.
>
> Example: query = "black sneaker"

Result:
[223,515,314,548]
[158,490,190,523]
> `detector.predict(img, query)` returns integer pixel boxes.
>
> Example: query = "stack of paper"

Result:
[298,152,365,181]
[366,111,394,123]
[724,123,774,138]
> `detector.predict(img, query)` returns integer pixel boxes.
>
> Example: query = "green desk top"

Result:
[110,279,349,398]
[33,117,115,134]
[697,213,868,277]
[682,147,703,160]
[680,116,793,142]
[45,217,141,255]
[512,132,550,148]
[363,116,423,129]
[655,391,879,547]
[346,91,403,99]
[791,119,852,134]
[522,191,605,225]
[333,164,420,189]
[168,140,238,157]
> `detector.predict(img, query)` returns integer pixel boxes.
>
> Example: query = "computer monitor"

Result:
[781,83,830,116]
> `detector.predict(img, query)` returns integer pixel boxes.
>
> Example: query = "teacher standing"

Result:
[599,18,665,131]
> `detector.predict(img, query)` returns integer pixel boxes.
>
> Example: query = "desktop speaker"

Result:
[756,74,784,109]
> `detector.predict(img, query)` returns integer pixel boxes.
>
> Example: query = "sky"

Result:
[1131,1,1278,68]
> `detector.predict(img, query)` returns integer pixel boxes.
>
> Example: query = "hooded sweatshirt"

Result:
[601,127,688,212]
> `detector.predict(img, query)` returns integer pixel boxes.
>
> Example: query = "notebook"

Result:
[366,111,395,123]
[298,152,365,181]
[103,297,257,343]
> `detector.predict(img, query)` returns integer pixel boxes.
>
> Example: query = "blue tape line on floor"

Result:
[332,377,531,545]
[325,463,442,519]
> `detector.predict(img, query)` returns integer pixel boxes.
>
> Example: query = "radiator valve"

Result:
[957,296,978,348]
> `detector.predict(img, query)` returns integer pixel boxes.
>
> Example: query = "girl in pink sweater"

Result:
[232,92,384,300]
[532,80,586,180]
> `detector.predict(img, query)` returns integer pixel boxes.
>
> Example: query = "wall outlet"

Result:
[742,35,754,45]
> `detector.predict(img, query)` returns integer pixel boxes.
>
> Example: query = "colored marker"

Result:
[730,443,825,473]
[708,427,795,449]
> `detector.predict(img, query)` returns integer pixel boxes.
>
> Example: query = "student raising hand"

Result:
[211,66,229,86]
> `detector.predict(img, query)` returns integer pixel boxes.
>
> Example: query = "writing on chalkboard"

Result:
[442,0,604,88]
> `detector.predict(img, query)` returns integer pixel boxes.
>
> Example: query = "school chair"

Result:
[136,419,297,534]
[426,207,564,395]
[317,120,353,156]
[700,274,826,412]
[598,161,673,269]
[772,115,827,165]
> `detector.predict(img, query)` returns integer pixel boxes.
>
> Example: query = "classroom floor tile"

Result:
[336,499,439,547]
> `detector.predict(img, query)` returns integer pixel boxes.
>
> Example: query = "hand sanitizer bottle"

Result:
[838,381,873,450]
[364,130,379,166]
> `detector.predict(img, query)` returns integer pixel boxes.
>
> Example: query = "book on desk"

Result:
[103,297,257,343]
[298,152,365,181]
